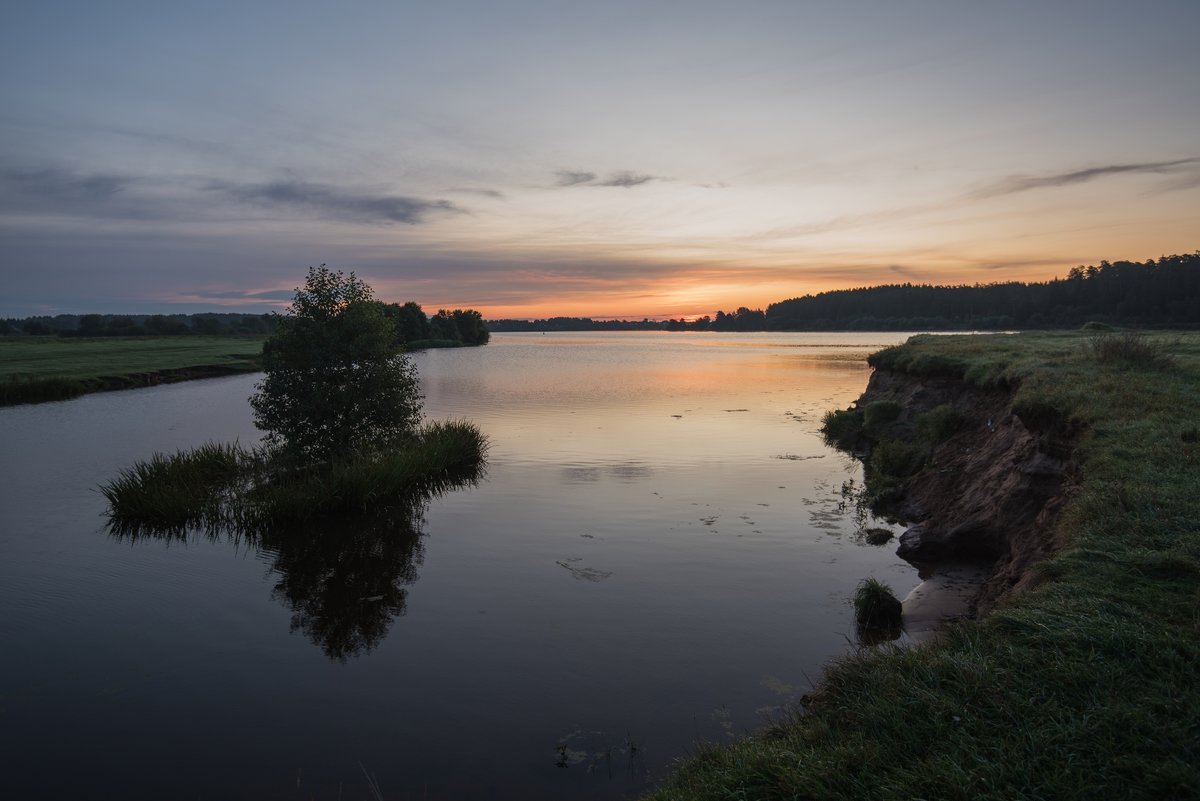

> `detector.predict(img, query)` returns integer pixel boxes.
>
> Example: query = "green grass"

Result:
[0,336,265,404]
[646,330,1200,800]
[853,577,902,629]
[101,421,488,533]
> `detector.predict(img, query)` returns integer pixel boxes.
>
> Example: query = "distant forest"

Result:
[2,303,489,347]
[489,253,1200,332]
[7,254,1196,338]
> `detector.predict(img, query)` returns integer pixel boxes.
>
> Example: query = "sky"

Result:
[2,0,1198,319]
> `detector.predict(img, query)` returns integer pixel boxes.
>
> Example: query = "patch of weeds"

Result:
[869,439,925,480]
[1012,394,1069,433]
[1086,331,1176,370]
[862,400,902,439]
[915,403,964,445]
[858,527,895,546]
[821,408,863,449]
[853,577,902,632]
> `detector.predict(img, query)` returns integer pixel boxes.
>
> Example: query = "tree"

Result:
[250,266,423,463]
[385,301,431,343]
[449,309,489,345]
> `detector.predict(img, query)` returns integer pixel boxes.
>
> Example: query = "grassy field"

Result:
[646,330,1200,800]
[0,336,265,404]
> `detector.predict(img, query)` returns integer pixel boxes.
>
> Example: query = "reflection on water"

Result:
[0,331,918,801]
[108,473,478,661]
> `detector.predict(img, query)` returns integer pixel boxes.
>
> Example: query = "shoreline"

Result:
[645,330,1200,800]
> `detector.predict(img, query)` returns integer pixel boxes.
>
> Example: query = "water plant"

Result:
[103,421,487,530]
[852,577,902,630]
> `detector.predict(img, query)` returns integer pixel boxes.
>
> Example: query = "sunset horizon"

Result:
[3,2,1198,319]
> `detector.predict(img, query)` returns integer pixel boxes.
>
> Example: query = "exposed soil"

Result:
[855,369,1079,616]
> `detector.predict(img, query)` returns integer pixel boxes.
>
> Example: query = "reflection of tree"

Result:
[259,503,426,661]
[108,472,478,661]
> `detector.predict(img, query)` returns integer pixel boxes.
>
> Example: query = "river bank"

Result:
[0,335,486,405]
[0,336,266,405]
[645,330,1200,800]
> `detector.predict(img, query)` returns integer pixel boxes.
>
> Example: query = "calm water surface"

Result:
[0,332,916,799]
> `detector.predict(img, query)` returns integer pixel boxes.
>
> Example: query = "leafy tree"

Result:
[429,309,460,341]
[449,309,489,345]
[385,301,432,343]
[250,266,422,463]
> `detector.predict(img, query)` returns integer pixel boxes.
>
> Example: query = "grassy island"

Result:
[100,267,489,535]
[646,330,1200,800]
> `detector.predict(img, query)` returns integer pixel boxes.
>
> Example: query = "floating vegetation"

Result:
[101,420,488,533]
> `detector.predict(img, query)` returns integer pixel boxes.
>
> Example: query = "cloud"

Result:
[0,166,159,218]
[555,170,596,186]
[447,186,506,199]
[553,170,665,188]
[218,180,461,224]
[597,171,661,188]
[973,158,1200,198]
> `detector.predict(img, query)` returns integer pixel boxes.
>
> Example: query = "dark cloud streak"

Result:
[218,180,461,224]
[597,171,660,188]
[974,158,1200,198]
[553,170,664,188]
[0,166,162,218]
[555,170,596,186]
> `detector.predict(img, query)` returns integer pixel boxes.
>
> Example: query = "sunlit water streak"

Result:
[0,331,916,800]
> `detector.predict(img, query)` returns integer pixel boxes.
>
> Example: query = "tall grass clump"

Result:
[868,438,925,480]
[100,441,248,527]
[0,376,90,405]
[862,400,902,439]
[914,403,963,445]
[820,408,863,449]
[102,423,488,529]
[251,420,488,520]
[1086,331,1176,370]
[853,577,902,630]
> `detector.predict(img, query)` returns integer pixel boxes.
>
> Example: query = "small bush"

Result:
[821,408,863,449]
[1080,321,1115,332]
[862,401,902,438]
[853,577,902,629]
[1182,427,1200,444]
[1087,331,1175,370]
[859,527,895,546]
[915,403,964,445]
[869,439,925,479]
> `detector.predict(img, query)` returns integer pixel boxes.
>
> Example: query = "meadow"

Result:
[0,336,265,404]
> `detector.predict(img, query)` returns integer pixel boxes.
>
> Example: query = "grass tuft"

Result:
[102,421,488,529]
[868,439,925,480]
[858,527,895,546]
[1086,331,1176,370]
[853,578,902,630]
[914,403,963,445]
[862,400,902,438]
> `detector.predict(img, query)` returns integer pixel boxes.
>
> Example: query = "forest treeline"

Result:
[490,253,1200,332]
[3,303,489,347]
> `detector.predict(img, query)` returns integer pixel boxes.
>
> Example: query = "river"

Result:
[0,331,918,799]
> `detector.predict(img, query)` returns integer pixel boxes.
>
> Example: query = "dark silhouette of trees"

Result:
[250,266,423,463]
[763,254,1200,331]
[384,301,432,343]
